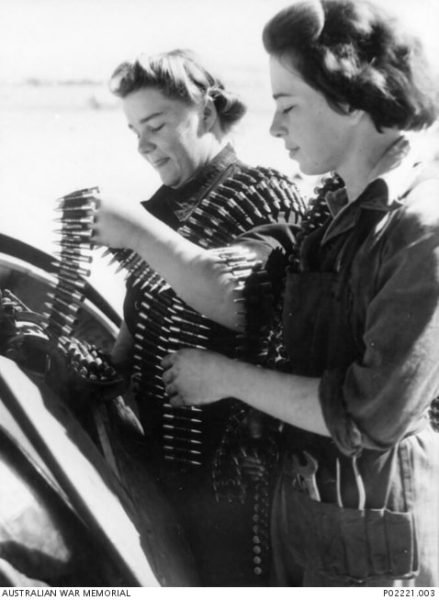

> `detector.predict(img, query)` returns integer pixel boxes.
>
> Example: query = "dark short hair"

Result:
[263,0,438,131]
[109,49,246,133]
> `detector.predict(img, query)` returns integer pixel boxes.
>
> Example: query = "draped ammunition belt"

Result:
[46,170,303,468]
[44,187,121,387]
[45,187,97,341]
[130,246,265,468]
[128,166,303,469]
[209,175,343,579]
[121,166,302,582]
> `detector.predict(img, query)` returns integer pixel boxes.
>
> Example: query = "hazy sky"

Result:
[1,0,439,83]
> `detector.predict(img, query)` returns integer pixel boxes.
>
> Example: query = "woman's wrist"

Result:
[220,357,259,403]
[128,212,149,254]
[220,356,242,399]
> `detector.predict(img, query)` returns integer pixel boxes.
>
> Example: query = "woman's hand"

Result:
[162,349,330,437]
[92,195,241,331]
[161,349,235,407]
[92,196,146,250]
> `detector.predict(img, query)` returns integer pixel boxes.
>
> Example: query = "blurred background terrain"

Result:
[1,0,439,312]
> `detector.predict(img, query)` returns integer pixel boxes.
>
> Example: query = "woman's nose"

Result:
[138,131,155,155]
[269,111,284,138]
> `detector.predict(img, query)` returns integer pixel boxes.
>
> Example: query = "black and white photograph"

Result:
[0,0,439,593]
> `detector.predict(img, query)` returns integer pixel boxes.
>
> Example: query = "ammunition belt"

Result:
[60,337,119,382]
[120,165,302,582]
[46,187,97,341]
[46,187,123,392]
[47,169,304,468]
[126,166,304,470]
[209,175,341,579]
[129,247,265,468]
[47,171,299,582]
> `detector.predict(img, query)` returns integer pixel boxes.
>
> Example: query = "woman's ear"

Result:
[338,101,364,124]
[202,97,219,132]
[346,106,365,124]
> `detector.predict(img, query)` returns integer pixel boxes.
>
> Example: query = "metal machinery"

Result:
[0,228,199,586]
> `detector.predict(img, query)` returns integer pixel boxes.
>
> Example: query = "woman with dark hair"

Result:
[105,49,304,585]
[94,2,439,586]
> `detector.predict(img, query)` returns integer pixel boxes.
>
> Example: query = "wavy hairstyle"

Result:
[263,0,438,131]
[109,49,246,133]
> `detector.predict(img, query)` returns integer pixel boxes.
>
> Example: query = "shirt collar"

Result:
[322,137,422,244]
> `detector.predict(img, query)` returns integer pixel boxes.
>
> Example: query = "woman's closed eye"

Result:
[131,123,165,138]
[282,106,295,115]
[148,123,165,133]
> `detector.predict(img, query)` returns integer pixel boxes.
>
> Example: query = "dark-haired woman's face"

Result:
[122,87,212,188]
[269,56,359,176]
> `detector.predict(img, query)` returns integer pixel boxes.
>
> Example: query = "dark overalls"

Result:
[270,191,439,586]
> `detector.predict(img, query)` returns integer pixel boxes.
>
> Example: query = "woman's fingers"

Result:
[162,354,178,398]
[91,218,101,244]
[169,394,187,408]
[90,203,108,246]
[88,195,140,249]
[161,348,225,406]
[162,353,182,398]
[162,368,175,384]
[161,353,177,369]
[164,381,178,396]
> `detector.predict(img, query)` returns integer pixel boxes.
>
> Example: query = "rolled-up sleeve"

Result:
[320,184,439,455]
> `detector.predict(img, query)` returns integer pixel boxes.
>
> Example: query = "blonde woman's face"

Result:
[122,87,209,188]
[268,55,359,176]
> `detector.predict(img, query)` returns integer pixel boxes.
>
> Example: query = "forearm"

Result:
[127,212,242,330]
[224,359,330,437]
[137,223,241,327]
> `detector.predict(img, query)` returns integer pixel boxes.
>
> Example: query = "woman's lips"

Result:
[152,157,170,168]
